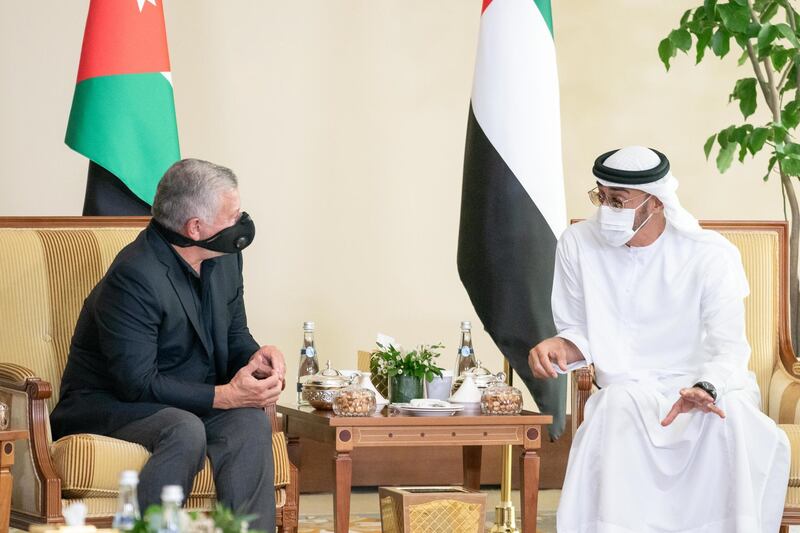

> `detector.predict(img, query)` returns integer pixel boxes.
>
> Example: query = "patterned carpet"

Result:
[298,512,556,532]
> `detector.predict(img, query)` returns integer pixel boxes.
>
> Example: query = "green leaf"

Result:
[716,142,737,172]
[781,155,800,175]
[730,0,747,5]
[731,77,758,118]
[712,28,731,57]
[738,139,749,161]
[696,27,714,63]
[785,141,800,156]
[704,133,717,159]
[693,6,708,23]
[737,49,749,65]
[782,100,800,129]
[757,24,779,58]
[717,3,751,34]
[718,124,736,146]
[775,23,800,48]
[704,0,718,17]
[770,46,792,71]
[680,8,693,26]
[659,38,676,70]
[670,28,693,52]
[773,122,789,143]
[761,1,779,23]
[749,127,770,153]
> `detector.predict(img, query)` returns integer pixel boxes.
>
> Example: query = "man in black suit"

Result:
[51,159,285,530]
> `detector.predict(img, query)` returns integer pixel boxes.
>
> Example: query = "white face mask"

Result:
[597,194,654,247]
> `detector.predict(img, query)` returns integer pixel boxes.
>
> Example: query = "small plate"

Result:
[392,403,464,417]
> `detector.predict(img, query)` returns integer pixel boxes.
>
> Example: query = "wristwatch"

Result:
[692,381,718,403]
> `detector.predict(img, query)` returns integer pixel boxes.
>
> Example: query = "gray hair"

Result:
[151,158,238,232]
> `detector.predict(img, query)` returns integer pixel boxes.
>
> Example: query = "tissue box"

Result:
[379,486,486,533]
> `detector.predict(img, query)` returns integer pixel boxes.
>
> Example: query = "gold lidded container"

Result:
[301,360,352,410]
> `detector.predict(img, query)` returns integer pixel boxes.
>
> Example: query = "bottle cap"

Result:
[161,485,184,503]
[461,321,471,330]
[119,470,139,486]
[303,321,315,331]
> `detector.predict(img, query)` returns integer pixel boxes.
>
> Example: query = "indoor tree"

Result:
[660,0,800,346]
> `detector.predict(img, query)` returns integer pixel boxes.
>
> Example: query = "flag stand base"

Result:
[489,502,518,533]
[490,360,520,533]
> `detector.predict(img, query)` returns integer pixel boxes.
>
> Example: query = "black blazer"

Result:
[50,223,260,439]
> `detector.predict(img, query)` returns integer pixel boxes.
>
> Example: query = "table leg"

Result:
[519,450,540,533]
[0,441,15,533]
[333,451,352,533]
[287,435,300,467]
[462,445,482,491]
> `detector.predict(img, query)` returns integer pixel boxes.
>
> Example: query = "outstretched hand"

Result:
[661,387,725,426]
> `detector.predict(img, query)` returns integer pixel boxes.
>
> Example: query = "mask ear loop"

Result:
[632,195,655,234]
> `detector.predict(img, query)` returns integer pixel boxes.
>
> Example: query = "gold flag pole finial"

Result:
[490,359,519,533]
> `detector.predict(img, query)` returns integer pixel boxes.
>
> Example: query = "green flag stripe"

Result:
[65,73,180,205]
[533,0,553,36]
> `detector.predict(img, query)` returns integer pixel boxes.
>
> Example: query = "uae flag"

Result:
[66,0,180,215]
[457,0,567,438]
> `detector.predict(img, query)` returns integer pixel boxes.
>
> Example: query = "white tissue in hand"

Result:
[63,502,88,526]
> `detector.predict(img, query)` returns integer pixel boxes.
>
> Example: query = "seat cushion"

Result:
[52,431,291,499]
[63,488,286,519]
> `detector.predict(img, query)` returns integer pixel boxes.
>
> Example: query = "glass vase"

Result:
[389,374,424,404]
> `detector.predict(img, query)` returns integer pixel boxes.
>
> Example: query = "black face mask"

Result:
[154,212,256,254]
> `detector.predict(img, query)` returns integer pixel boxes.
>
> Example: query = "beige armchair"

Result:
[0,217,298,532]
[571,221,800,531]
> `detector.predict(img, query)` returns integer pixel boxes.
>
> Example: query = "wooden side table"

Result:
[278,405,551,533]
[0,430,28,533]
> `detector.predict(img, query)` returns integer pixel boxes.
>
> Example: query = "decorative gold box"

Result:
[379,486,487,533]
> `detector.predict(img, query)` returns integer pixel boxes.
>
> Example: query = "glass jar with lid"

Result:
[333,381,377,417]
[480,379,523,415]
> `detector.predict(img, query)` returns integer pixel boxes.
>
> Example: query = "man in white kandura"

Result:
[529,146,790,533]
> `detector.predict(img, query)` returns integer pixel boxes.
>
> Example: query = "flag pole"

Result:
[490,359,519,533]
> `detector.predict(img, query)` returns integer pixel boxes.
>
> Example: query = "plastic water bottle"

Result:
[112,470,140,531]
[158,485,184,533]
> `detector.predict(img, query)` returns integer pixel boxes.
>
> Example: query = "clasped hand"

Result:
[215,345,287,409]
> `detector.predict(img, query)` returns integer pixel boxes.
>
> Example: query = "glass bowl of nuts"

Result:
[480,382,523,415]
[333,383,377,417]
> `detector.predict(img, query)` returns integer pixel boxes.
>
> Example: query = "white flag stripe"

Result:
[471,0,567,238]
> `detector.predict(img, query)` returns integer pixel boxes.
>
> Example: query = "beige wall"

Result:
[0,1,787,409]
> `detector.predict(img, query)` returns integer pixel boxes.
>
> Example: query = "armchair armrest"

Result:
[571,366,594,437]
[778,322,800,379]
[0,362,36,389]
[0,370,63,525]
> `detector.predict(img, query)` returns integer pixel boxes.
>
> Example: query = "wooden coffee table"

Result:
[0,430,28,533]
[278,404,552,533]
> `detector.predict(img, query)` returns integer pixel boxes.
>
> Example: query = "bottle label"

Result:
[460,346,473,357]
[296,382,303,393]
[301,346,316,358]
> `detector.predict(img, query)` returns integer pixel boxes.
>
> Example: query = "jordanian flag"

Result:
[457,0,567,438]
[66,0,180,213]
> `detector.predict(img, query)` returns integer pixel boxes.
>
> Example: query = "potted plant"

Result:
[371,342,445,403]
[659,1,800,345]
